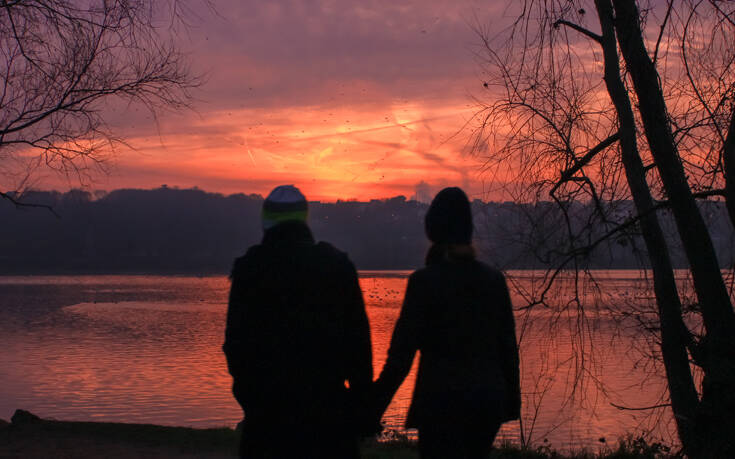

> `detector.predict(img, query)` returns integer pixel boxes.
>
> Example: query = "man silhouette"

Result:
[223,185,373,459]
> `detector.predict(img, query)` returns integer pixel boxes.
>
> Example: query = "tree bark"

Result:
[724,109,735,231]
[594,2,700,453]
[612,0,735,454]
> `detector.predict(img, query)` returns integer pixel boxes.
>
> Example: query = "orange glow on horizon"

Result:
[81,100,495,202]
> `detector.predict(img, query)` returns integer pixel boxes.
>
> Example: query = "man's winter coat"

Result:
[223,221,372,458]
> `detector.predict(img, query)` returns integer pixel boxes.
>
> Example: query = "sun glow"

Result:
[96,101,484,201]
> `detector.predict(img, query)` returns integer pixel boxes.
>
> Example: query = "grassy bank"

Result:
[0,410,677,459]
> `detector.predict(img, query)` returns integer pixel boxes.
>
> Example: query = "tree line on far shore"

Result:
[1,187,731,274]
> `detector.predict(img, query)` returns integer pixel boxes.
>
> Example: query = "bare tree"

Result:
[472,1,735,456]
[668,0,735,228]
[0,0,206,208]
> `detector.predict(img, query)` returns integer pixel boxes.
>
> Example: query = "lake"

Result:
[0,271,679,450]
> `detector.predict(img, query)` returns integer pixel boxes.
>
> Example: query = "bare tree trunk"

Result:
[611,0,735,344]
[612,0,735,454]
[594,2,700,453]
[725,109,735,230]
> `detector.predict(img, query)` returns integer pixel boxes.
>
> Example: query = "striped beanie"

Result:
[262,185,308,230]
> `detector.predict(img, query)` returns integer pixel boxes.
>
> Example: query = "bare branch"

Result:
[553,19,603,44]
[610,402,671,411]
[551,132,621,196]
[652,0,674,65]
[0,0,206,197]
[0,190,59,217]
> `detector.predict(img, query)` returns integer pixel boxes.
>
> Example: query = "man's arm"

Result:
[344,260,373,396]
[223,257,250,408]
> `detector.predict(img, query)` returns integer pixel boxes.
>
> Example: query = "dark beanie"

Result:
[424,187,473,244]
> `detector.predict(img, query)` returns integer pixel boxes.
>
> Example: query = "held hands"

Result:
[347,384,387,438]
[357,414,384,438]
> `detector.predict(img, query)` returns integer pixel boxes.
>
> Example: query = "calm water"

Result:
[0,271,679,450]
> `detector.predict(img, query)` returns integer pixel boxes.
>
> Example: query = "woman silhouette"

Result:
[372,187,520,459]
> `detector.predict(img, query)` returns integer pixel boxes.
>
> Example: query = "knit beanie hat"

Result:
[424,187,473,244]
[262,185,308,230]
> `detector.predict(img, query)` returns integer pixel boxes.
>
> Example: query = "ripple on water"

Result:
[65,301,226,314]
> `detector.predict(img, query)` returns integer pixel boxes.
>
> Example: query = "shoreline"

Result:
[0,410,239,459]
[0,410,677,459]
[0,410,417,459]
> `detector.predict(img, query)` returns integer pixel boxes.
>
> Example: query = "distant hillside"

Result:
[0,187,732,273]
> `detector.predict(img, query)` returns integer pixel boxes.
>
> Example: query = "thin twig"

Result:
[0,191,60,217]
[610,402,671,411]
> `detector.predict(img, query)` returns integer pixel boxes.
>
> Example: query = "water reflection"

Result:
[0,273,675,450]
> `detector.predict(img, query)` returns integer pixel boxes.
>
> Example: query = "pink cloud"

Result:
[24,0,512,202]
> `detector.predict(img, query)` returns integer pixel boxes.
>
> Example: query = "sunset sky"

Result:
[75,0,508,202]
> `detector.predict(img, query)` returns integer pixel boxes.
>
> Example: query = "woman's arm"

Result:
[497,271,521,421]
[372,273,424,417]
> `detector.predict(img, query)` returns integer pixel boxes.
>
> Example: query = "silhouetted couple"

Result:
[223,185,520,459]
